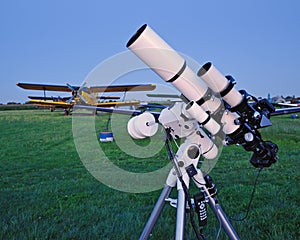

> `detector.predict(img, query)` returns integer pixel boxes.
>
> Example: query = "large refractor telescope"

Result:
[126,24,221,114]
[126,24,220,160]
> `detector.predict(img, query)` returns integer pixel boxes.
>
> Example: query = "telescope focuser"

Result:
[223,84,278,168]
[225,77,275,130]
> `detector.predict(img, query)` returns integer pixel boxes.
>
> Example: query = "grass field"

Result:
[0,109,299,239]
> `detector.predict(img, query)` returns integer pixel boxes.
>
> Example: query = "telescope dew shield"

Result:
[198,62,243,108]
[126,24,209,105]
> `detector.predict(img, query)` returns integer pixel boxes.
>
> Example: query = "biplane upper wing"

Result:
[17,82,156,93]
[16,82,79,92]
[88,83,156,93]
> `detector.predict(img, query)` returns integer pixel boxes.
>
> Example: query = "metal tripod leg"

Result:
[203,186,240,240]
[139,184,188,240]
[209,197,240,240]
[193,171,240,240]
[139,172,189,240]
[175,188,186,240]
[139,185,172,240]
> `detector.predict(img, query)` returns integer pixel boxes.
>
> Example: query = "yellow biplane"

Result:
[16,82,156,115]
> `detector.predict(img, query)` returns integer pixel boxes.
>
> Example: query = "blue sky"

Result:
[0,0,299,103]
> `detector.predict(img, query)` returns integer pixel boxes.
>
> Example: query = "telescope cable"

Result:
[229,168,263,222]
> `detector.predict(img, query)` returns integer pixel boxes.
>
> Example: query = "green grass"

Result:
[0,104,36,111]
[0,109,299,239]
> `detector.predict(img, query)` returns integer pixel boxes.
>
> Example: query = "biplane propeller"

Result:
[17,82,156,115]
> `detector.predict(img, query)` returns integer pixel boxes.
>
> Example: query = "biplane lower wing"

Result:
[146,93,181,98]
[28,96,71,101]
[94,101,140,107]
[98,96,120,100]
[29,99,140,108]
[29,99,73,108]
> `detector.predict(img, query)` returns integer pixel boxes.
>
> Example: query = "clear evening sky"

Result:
[0,0,299,103]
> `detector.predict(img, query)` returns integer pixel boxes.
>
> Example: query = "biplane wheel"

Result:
[64,109,70,116]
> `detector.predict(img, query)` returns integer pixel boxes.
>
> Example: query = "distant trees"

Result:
[6,102,21,105]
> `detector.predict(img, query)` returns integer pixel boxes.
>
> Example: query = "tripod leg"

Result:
[139,185,172,240]
[192,171,240,239]
[175,174,190,240]
[175,188,186,240]
[203,186,240,240]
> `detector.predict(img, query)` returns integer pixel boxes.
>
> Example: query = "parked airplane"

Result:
[16,82,156,115]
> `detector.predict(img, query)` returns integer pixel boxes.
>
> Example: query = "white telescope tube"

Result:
[185,101,220,135]
[197,62,243,108]
[126,24,209,106]
[220,110,240,135]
